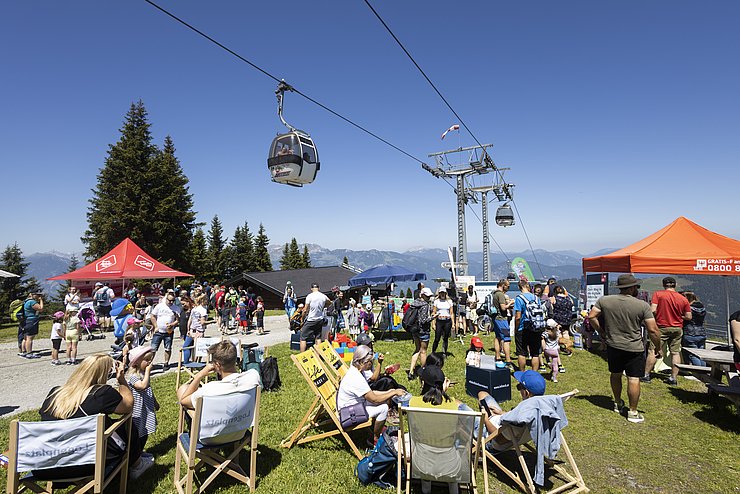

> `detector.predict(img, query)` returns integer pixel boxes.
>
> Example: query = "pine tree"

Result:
[81,102,197,269]
[288,239,302,269]
[342,255,349,266]
[225,222,254,278]
[254,223,273,271]
[406,287,413,299]
[206,215,227,282]
[279,243,291,270]
[189,228,208,280]
[302,245,312,268]
[55,255,79,302]
[0,243,30,312]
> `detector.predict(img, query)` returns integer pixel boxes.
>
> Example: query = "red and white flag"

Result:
[441,124,460,140]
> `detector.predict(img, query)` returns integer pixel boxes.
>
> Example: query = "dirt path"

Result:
[0,314,293,418]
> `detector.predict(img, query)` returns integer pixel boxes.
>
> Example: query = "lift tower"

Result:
[423,144,496,276]
[470,171,514,281]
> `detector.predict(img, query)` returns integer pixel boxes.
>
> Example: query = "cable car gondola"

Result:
[267,81,319,186]
[495,203,515,227]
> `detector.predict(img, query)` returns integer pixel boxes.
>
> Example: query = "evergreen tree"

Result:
[253,223,273,271]
[81,102,197,269]
[288,238,303,269]
[189,228,208,280]
[279,243,291,270]
[342,255,349,266]
[55,254,79,302]
[206,215,227,282]
[225,222,254,278]
[302,245,312,268]
[0,243,30,312]
[406,287,413,299]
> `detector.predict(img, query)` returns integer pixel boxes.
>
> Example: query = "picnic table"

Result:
[679,347,740,415]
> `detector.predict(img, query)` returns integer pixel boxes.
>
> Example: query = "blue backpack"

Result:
[517,293,546,331]
[356,429,403,489]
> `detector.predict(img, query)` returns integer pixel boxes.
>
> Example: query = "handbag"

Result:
[338,400,369,430]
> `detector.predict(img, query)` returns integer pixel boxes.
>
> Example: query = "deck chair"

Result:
[312,340,349,386]
[480,391,588,494]
[280,349,372,459]
[176,337,221,390]
[174,386,261,494]
[397,406,485,494]
[6,413,132,494]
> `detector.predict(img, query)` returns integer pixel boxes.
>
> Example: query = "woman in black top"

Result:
[681,292,707,366]
[35,354,134,480]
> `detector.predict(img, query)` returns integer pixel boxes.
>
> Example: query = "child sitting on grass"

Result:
[465,336,485,366]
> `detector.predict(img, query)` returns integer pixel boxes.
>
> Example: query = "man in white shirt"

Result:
[64,286,80,312]
[300,282,330,352]
[150,292,181,370]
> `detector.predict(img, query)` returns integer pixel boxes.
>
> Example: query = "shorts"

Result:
[23,320,39,337]
[515,329,542,358]
[412,323,431,343]
[301,318,323,341]
[239,320,249,327]
[494,319,511,342]
[466,310,477,321]
[66,331,79,343]
[51,338,63,350]
[256,316,264,328]
[97,305,111,317]
[151,331,173,352]
[648,327,683,354]
[607,346,645,377]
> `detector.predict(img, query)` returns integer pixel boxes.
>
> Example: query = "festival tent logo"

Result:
[693,259,707,271]
[95,255,117,272]
[134,255,155,271]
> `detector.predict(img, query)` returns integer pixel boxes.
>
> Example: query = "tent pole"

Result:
[725,276,731,345]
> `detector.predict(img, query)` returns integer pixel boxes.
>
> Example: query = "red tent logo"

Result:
[95,255,117,272]
[134,255,155,271]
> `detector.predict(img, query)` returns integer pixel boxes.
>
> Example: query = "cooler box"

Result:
[465,365,511,403]
[291,332,314,351]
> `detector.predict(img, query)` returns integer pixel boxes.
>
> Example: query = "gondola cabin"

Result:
[267,131,319,186]
[495,203,515,227]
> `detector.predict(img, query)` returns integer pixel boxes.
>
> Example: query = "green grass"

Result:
[1,336,738,493]
[0,320,52,344]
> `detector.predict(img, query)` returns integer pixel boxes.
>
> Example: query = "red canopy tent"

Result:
[582,216,740,342]
[49,238,192,294]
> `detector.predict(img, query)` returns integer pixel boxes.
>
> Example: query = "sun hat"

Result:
[53,311,65,319]
[110,298,131,317]
[356,332,374,347]
[420,287,433,297]
[513,370,546,396]
[471,336,483,348]
[127,317,142,326]
[615,274,640,289]
[127,345,154,368]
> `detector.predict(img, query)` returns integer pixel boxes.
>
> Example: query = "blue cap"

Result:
[110,298,130,317]
[513,370,546,396]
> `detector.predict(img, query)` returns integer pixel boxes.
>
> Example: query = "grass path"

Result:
[1,336,738,493]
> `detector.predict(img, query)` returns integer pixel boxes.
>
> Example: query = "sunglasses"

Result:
[516,383,526,391]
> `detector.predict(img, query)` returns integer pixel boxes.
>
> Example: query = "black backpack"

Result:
[260,357,281,391]
[401,305,420,332]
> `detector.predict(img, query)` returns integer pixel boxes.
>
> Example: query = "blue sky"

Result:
[2,1,739,259]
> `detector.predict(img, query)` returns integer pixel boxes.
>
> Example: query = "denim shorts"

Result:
[494,319,511,342]
[151,331,173,352]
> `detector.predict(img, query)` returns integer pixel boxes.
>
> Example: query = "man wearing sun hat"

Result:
[588,274,660,423]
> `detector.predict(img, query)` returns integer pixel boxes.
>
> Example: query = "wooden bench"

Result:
[707,383,740,415]
[676,363,712,374]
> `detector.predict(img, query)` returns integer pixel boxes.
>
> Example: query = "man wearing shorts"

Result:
[20,292,43,358]
[589,274,660,423]
[642,276,691,385]
[150,292,180,370]
[300,283,330,352]
[492,279,514,366]
[514,280,543,372]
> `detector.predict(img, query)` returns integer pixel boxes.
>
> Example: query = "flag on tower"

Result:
[440,124,460,140]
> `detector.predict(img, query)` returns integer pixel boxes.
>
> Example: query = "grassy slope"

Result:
[1,336,738,493]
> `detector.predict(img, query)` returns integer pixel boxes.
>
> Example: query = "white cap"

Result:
[437,286,447,293]
[420,287,433,297]
[546,318,559,329]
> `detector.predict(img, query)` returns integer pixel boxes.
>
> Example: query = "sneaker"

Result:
[551,377,558,383]
[558,366,566,373]
[140,452,153,459]
[627,410,645,423]
[26,353,41,359]
[666,377,678,385]
[613,400,625,413]
[51,359,62,365]
[129,456,154,480]
[639,375,651,383]
[17,352,27,357]
[66,360,74,365]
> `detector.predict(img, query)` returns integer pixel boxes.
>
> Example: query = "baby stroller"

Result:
[78,304,106,341]
[475,294,496,335]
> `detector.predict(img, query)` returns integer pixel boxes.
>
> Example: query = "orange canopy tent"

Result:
[582,216,740,276]
[48,238,192,281]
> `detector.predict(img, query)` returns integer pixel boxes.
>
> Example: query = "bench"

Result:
[676,363,712,374]
[707,383,740,415]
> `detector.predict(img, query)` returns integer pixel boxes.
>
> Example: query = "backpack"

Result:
[356,429,403,489]
[9,299,24,324]
[247,296,256,311]
[94,287,110,305]
[260,356,281,391]
[517,294,546,331]
[401,304,420,332]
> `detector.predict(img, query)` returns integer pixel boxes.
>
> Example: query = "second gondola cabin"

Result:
[267,131,320,187]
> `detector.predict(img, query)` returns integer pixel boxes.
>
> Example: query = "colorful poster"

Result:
[511,257,535,282]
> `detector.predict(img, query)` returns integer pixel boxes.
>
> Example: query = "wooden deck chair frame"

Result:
[280,349,372,460]
[176,337,221,390]
[311,340,349,386]
[6,413,132,494]
[397,406,486,494]
[174,388,261,494]
[480,391,588,494]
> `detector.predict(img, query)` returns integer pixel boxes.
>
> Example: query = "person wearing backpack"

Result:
[405,287,434,380]
[93,282,115,331]
[19,292,44,358]
[514,280,545,372]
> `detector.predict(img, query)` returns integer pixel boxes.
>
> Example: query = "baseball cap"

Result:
[513,370,546,396]
[438,286,447,293]
[546,318,558,329]
[471,336,483,348]
[662,276,676,286]
[311,283,319,289]
[95,282,103,287]
[53,311,65,319]
[127,345,154,368]
[356,332,374,347]
[127,317,143,326]
[420,287,433,297]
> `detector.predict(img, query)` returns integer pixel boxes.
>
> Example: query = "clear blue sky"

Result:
[2,1,739,259]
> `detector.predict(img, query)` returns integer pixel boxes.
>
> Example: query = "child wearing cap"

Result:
[50,311,65,365]
[126,345,158,479]
[465,336,486,367]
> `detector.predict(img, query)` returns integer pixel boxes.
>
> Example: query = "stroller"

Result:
[78,304,106,341]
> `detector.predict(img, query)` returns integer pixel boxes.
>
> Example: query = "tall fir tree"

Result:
[189,228,208,280]
[55,254,79,302]
[0,243,30,312]
[206,215,227,282]
[405,287,413,299]
[253,223,273,272]
[81,102,197,270]
[302,245,312,268]
[225,222,254,278]
[288,238,303,269]
[342,255,349,266]
[279,243,291,270]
